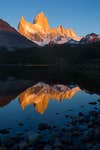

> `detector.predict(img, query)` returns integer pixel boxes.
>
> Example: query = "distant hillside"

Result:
[0,42,100,67]
[0,19,39,50]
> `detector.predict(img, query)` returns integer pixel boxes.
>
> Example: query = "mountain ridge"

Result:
[18,12,82,46]
[0,15,100,49]
[0,18,39,50]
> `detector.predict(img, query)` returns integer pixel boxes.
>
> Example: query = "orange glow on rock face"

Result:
[18,83,81,114]
[18,12,82,43]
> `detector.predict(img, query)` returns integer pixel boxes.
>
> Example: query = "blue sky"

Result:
[0,0,100,35]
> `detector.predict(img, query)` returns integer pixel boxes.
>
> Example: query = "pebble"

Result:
[0,129,10,135]
[38,123,51,131]
[78,112,84,116]
[0,146,7,150]
[95,118,100,125]
[0,102,100,149]
[18,141,27,150]
[94,128,100,140]
[82,128,95,142]
[92,144,100,150]
[61,133,72,144]
[89,110,99,117]
[97,99,100,102]
[27,132,40,144]
[54,148,61,150]
[43,144,52,150]
[18,123,24,127]
[89,102,97,105]
[53,138,62,147]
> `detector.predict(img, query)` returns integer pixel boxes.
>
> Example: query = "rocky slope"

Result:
[0,19,38,50]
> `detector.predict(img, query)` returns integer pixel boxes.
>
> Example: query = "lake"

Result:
[0,67,100,150]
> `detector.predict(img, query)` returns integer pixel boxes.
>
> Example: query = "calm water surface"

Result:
[0,67,100,138]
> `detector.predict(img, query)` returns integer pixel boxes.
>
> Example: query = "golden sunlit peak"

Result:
[33,11,50,32]
[34,11,46,23]
[20,16,25,22]
[37,11,45,17]
[18,11,82,44]
[66,28,76,33]
[39,11,45,15]
[58,25,64,28]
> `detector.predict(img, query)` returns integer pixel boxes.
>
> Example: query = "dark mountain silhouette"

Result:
[0,19,39,50]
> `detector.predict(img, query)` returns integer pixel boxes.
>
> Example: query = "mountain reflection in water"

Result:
[0,66,100,113]
[18,82,81,114]
[0,82,81,114]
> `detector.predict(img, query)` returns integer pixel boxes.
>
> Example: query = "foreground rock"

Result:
[0,107,100,150]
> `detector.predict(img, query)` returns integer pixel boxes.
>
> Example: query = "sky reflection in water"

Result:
[0,82,99,131]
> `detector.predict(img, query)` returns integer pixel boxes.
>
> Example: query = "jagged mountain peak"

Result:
[34,11,47,22]
[80,32,100,44]
[33,11,50,33]
[34,11,45,18]
[57,25,66,35]
[66,28,76,36]
[57,25,65,29]
[57,25,65,31]
[86,33,98,37]
[20,16,25,22]
[18,12,82,46]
